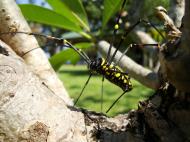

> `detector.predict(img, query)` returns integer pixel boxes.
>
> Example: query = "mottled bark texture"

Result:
[0,40,87,141]
[156,3,190,92]
[169,0,185,28]
[0,0,72,105]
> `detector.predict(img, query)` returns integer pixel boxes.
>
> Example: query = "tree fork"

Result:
[0,0,190,141]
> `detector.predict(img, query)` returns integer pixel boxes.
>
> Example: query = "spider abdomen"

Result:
[89,58,132,92]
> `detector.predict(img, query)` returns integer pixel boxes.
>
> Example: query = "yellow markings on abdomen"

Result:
[114,24,119,30]
[115,73,121,77]
[101,58,106,66]
[97,58,132,91]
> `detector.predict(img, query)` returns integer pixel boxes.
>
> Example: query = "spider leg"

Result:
[101,76,105,112]
[74,73,93,106]
[64,41,91,64]
[109,19,165,64]
[115,43,159,66]
[0,31,91,64]
[106,90,128,113]
[106,0,127,63]
[103,69,132,113]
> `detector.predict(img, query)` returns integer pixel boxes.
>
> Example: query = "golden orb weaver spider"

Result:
[0,0,164,113]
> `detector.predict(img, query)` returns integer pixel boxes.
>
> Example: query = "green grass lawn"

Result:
[58,65,154,116]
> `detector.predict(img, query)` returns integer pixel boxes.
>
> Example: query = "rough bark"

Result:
[0,40,87,141]
[0,40,149,142]
[0,0,72,105]
[1,41,189,141]
[169,0,185,28]
[156,4,190,92]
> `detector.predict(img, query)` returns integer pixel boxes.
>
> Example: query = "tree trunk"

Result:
[0,0,190,142]
[0,0,72,105]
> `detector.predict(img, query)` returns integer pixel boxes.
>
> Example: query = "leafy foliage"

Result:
[102,0,122,29]
[46,0,90,31]
[18,0,169,70]
[19,4,82,32]
[18,0,123,70]
[49,42,93,71]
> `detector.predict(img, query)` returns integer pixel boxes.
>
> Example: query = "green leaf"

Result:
[19,4,82,32]
[46,0,90,31]
[49,49,80,71]
[74,42,94,49]
[46,0,77,23]
[49,42,93,71]
[63,0,88,25]
[102,0,122,29]
[61,0,89,31]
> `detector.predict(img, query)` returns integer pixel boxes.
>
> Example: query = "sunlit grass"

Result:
[58,65,154,116]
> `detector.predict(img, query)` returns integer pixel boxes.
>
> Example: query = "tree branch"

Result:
[169,0,185,28]
[0,0,72,104]
[98,40,160,90]
[1,40,189,141]
[0,39,86,141]
[0,40,148,141]
[134,30,158,54]
[0,1,190,141]
[156,2,190,92]
[181,0,190,52]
